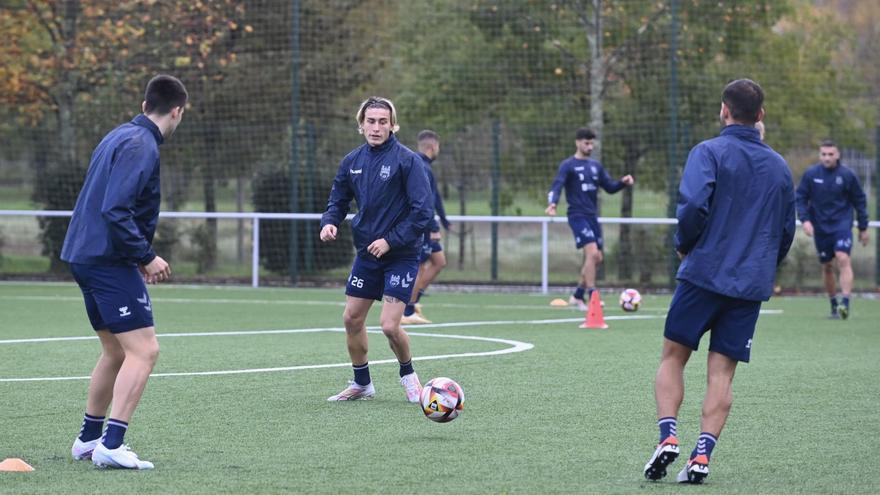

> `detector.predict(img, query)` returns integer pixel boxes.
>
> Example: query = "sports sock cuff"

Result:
[84,414,105,422]
[106,419,129,429]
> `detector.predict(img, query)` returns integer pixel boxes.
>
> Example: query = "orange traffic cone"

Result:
[0,458,34,472]
[579,290,608,329]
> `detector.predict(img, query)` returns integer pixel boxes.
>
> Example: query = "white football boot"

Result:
[643,436,680,481]
[400,313,431,325]
[400,372,422,403]
[91,443,154,470]
[327,380,376,401]
[568,296,588,312]
[71,437,100,460]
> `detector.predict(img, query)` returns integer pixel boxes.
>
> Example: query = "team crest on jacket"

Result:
[380,165,391,181]
[389,274,401,287]
[836,176,843,185]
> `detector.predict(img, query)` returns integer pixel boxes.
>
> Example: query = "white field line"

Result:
[0,294,787,313]
[0,310,782,383]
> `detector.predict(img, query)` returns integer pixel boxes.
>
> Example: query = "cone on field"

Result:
[0,458,34,472]
[579,290,608,329]
[549,298,568,307]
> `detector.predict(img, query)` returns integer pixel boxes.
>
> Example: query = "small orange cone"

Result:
[0,458,34,472]
[579,290,608,329]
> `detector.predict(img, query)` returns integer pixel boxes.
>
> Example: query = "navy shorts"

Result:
[813,229,852,263]
[568,216,603,250]
[418,234,443,263]
[664,280,762,362]
[346,254,420,302]
[69,263,154,333]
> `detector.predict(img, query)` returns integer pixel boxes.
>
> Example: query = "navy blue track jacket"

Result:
[675,125,796,301]
[417,152,450,233]
[321,134,433,260]
[547,157,625,218]
[61,115,163,266]
[795,162,868,234]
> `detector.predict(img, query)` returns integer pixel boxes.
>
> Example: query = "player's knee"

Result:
[435,255,447,269]
[835,252,851,268]
[343,311,366,332]
[380,319,400,337]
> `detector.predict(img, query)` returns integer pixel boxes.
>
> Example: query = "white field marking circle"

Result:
[0,311,782,383]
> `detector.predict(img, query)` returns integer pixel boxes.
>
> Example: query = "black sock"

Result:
[399,359,415,377]
[830,297,838,313]
[102,418,128,450]
[78,413,105,442]
[404,304,415,317]
[353,362,371,386]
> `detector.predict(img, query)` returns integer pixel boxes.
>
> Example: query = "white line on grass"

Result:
[0,311,782,383]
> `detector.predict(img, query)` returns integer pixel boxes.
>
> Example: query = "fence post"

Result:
[252,216,260,288]
[541,220,549,294]
[876,125,879,286]
[665,0,680,289]
[490,119,501,281]
[288,0,302,285]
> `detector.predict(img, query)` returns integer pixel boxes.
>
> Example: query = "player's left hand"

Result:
[858,229,869,246]
[621,175,635,186]
[367,238,391,258]
[676,250,686,260]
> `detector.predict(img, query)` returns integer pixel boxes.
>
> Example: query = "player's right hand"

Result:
[320,224,337,242]
[802,221,814,237]
[141,256,171,284]
[545,204,557,216]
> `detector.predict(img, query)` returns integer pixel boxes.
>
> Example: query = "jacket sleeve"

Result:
[674,144,716,255]
[598,164,625,194]
[321,158,354,228]
[426,166,440,233]
[385,154,433,248]
[100,142,157,265]
[795,170,812,223]
[547,161,567,205]
[434,180,450,230]
[847,171,869,230]
[778,172,797,266]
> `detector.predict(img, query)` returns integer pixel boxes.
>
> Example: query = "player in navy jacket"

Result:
[401,130,451,325]
[644,79,796,485]
[545,127,633,309]
[62,75,187,470]
[320,97,432,402]
[795,140,870,319]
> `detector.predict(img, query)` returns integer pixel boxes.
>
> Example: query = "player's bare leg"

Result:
[655,338,692,419]
[381,296,421,402]
[328,296,376,401]
[72,330,126,461]
[835,251,853,319]
[645,338,691,480]
[822,261,840,318]
[406,251,446,322]
[109,327,160,422]
[379,296,412,362]
[342,296,373,364]
[675,351,738,484]
[86,330,126,416]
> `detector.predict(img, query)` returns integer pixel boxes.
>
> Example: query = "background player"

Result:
[643,79,796,484]
[401,129,450,325]
[63,75,187,470]
[320,96,433,402]
[795,139,870,319]
[545,128,634,310]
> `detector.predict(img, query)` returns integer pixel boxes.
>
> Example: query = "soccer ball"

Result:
[619,288,642,312]
[419,377,464,423]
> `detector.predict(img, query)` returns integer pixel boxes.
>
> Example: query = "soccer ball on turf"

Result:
[619,288,641,312]
[419,377,464,423]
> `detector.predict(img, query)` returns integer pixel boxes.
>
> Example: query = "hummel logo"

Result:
[118,306,131,317]
[402,272,414,288]
[137,292,152,312]
[350,168,363,175]
[813,178,823,183]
